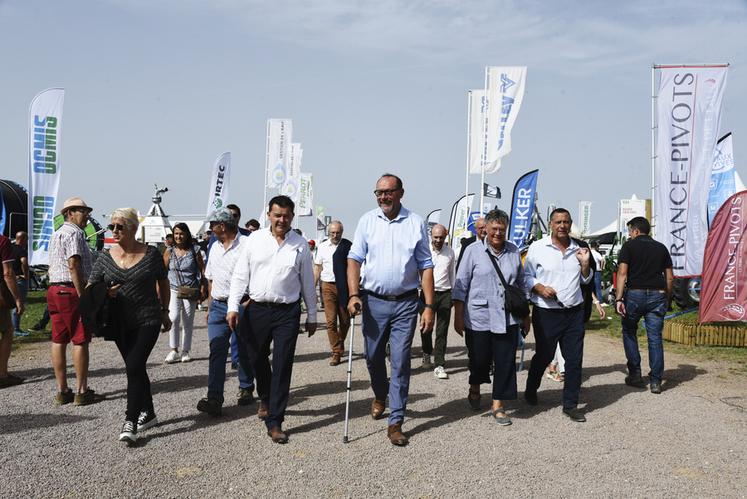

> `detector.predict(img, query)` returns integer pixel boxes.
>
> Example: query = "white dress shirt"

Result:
[313,239,338,283]
[524,235,593,309]
[431,243,455,292]
[204,233,247,300]
[228,228,317,322]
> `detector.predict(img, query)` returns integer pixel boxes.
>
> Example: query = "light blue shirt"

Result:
[452,239,525,334]
[349,206,433,295]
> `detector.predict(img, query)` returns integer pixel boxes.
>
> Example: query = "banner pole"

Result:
[263,120,270,221]
[465,91,471,232]
[651,64,657,236]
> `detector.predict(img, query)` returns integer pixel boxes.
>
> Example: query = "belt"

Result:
[212,298,228,303]
[252,300,300,309]
[627,288,666,293]
[50,281,74,287]
[435,289,452,294]
[364,289,418,301]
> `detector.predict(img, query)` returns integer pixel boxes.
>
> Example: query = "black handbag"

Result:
[485,249,530,320]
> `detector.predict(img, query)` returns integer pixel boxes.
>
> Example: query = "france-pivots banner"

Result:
[205,152,231,216]
[266,119,293,189]
[482,66,527,174]
[28,88,64,265]
[654,66,728,276]
[699,190,747,323]
[508,169,538,249]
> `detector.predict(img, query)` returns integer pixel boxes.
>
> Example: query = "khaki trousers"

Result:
[321,281,350,355]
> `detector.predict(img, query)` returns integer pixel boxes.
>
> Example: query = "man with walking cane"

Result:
[347,173,435,446]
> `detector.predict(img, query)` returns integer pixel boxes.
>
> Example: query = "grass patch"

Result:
[584,306,747,375]
[11,290,52,346]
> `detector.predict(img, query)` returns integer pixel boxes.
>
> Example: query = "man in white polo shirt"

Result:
[314,221,351,366]
[227,195,317,444]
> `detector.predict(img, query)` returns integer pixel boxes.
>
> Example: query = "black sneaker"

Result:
[650,382,662,394]
[562,407,587,423]
[237,389,254,406]
[197,397,222,416]
[137,411,159,431]
[524,389,538,406]
[624,375,647,388]
[118,420,138,445]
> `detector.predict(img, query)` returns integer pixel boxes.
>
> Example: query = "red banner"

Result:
[699,190,747,323]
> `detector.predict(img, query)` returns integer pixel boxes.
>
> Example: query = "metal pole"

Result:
[343,311,358,444]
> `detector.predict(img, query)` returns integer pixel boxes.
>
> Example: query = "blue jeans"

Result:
[621,290,667,383]
[206,301,254,404]
[593,272,603,302]
[361,294,418,425]
[230,332,239,365]
[12,279,28,331]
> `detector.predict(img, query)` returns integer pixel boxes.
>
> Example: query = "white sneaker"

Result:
[433,366,449,379]
[164,351,180,364]
[118,420,138,445]
[181,352,192,363]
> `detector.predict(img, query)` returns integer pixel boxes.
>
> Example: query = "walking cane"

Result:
[343,304,360,444]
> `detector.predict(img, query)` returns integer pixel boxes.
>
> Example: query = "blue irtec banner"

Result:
[508,169,539,249]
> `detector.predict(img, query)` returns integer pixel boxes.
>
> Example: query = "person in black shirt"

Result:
[615,217,673,394]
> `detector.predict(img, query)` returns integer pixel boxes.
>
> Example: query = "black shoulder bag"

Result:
[485,249,530,320]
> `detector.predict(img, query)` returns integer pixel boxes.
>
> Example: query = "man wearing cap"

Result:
[347,173,435,446]
[48,197,100,406]
[313,221,351,366]
[227,195,317,444]
[198,207,255,416]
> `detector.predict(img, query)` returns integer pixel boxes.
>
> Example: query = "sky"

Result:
[2,0,746,237]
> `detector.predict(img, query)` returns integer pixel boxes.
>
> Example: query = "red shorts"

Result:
[47,286,91,345]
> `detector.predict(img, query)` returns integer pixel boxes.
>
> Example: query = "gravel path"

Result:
[1,311,745,498]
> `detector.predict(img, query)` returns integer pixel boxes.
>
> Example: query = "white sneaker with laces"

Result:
[164,350,180,364]
[118,420,138,444]
[181,351,192,363]
[433,365,449,379]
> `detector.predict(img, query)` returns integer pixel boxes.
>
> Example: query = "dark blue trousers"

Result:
[526,305,585,409]
[239,301,301,430]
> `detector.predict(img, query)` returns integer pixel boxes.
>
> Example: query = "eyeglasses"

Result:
[209,221,224,229]
[373,188,401,198]
[107,223,126,231]
[69,208,89,214]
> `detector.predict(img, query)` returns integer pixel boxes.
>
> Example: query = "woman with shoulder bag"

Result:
[163,223,205,364]
[452,209,530,426]
[88,208,171,445]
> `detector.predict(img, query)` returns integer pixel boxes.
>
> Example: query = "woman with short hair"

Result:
[452,209,529,426]
[163,222,204,364]
[88,207,171,445]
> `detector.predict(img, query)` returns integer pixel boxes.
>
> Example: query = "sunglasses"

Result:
[107,223,126,231]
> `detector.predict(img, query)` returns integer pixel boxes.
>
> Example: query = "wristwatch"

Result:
[424,303,436,311]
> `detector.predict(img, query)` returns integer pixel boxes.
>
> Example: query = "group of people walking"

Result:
[0,172,675,448]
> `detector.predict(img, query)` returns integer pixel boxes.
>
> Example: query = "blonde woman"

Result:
[88,208,171,446]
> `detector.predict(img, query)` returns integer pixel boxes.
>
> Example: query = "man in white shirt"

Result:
[227,195,317,444]
[523,208,592,423]
[198,208,255,418]
[421,224,455,379]
[313,221,350,366]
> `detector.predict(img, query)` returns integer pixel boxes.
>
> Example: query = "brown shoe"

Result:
[329,354,341,366]
[371,399,385,420]
[257,401,269,420]
[387,423,408,446]
[267,426,288,444]
[74,389,104,406]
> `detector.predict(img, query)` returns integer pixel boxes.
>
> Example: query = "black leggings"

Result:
[115,324,161,423]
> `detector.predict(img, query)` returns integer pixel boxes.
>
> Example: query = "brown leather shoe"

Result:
[387,423,408,446]
[329,354,341,366]
[371,399,385,420]
[257,401,269,420]
[267,426,288,444]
